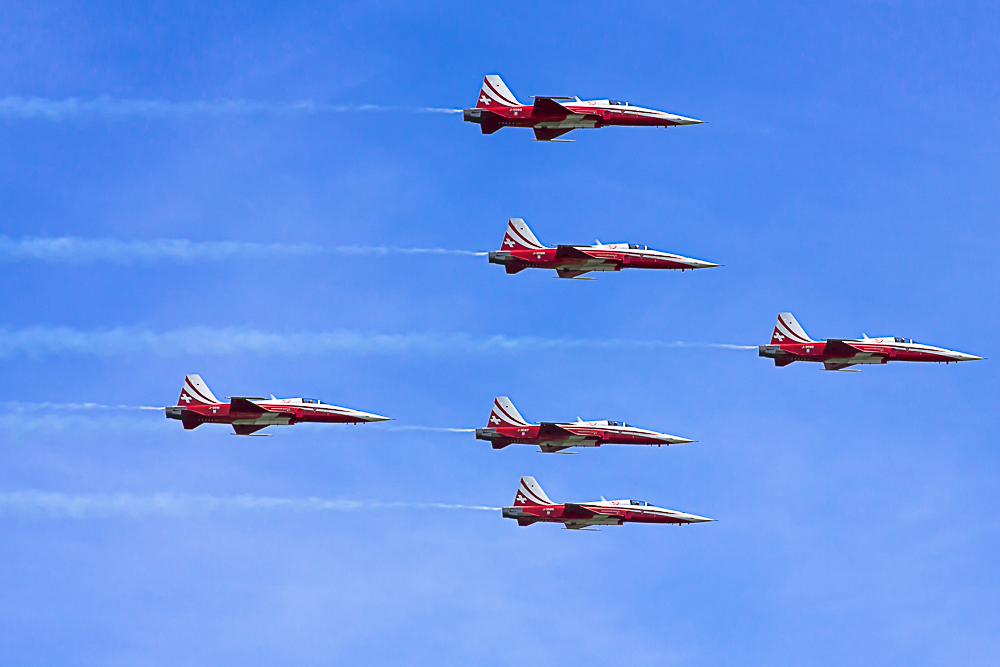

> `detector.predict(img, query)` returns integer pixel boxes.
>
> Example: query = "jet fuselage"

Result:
[490,218,717,279]
[502,477,713,529]
[166,375,389,435]
[759,313,981,371]
[476,396,691,452]
[464,75,702,141]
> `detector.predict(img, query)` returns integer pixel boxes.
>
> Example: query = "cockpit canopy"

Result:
[893,337,914,344]
[627,244,649,250]
[605,421,633,427]
[301,398,321,404]
[609,100,629,106]
[630,500,649,506]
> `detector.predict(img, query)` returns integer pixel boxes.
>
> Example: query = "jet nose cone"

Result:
[359,412,391,423]
[670,115,704,125]
[957,353,983,362]
[692,260,720,269]
[660,434,694,444]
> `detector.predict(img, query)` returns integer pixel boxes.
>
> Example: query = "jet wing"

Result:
[229,397,266,415]
[562,503,599,519]
[531,97,574,118]
[554,245,596,260]
[823,339,865,357]
[538,422,576,440]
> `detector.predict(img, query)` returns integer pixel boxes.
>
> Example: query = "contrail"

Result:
[0,326,758,358]
[0,237,487,263]
[0,96,463,120]
[0,491,500,518]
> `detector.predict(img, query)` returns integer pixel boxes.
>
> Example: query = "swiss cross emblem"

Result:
[480,94,491,105]
[774,330,785,342]
[490,415,501,425]
[503,238,515,248]
[516,494,526,503]
[181,393,192,403]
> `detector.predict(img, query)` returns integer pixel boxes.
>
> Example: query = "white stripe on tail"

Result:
[500,218,546,252]
[477,75,520,109]
[488,396,530,428]
[772,312,814,344]
[514,476,553,507]
[178,374,221,406]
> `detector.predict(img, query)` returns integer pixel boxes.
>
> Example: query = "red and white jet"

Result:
[476,396,692,453]
[503,476,713,529]
[490,218,718,279]
[464,74,703,141]
[165,374,389,435]
[759,313,982,371]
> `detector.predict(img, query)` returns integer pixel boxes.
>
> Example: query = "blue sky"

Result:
[1,1,998,665]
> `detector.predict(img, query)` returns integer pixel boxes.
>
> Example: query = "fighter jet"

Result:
[489,218,718,279]
[476,396,692,453]
[759,313,982,371]
[463,74,703,141]
[165,374,389,435]
[503,476,714,529]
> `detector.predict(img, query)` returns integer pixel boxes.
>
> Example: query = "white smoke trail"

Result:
[0,401,164,411]
[0,403,478,435]
[0,96,463,120]
[385,426,477,433]
[0,237,487,263]
[0,491,499,518]
[0,326,758,358]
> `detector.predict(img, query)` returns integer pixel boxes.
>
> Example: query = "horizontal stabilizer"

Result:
[823,339,863,357]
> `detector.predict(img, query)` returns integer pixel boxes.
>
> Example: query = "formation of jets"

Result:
[159,74,981,530]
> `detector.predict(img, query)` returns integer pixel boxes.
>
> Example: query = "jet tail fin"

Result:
[501,218,546,251]
[488,396,531,428]
[477,75,520,108]
[772,312,815,344]
[178,374,220,406]
[514,476,553,507]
